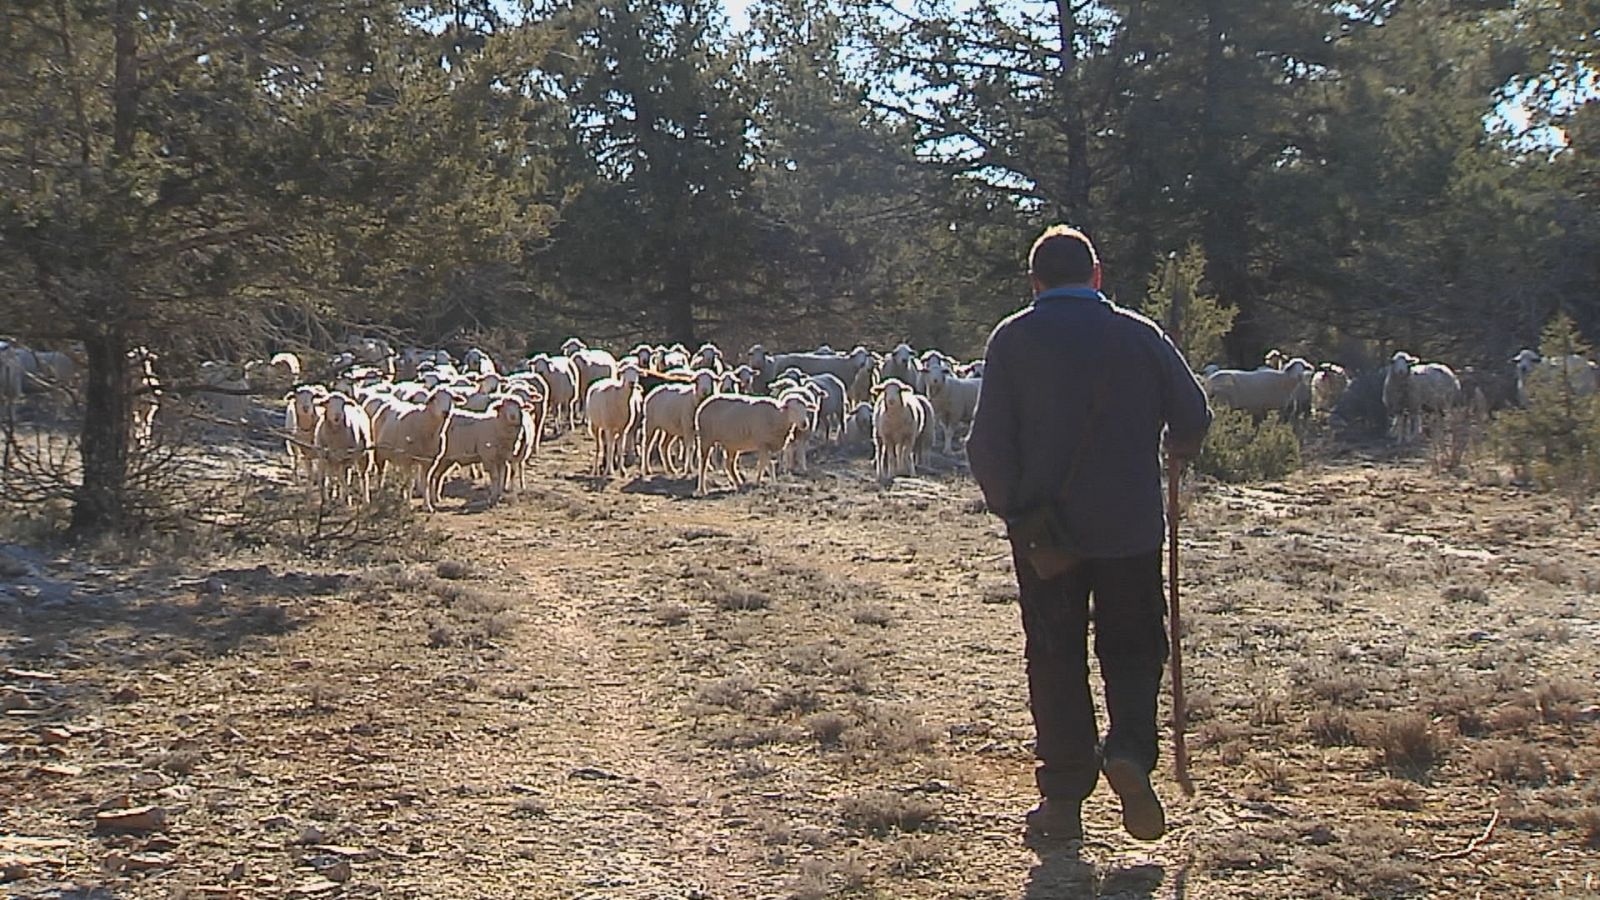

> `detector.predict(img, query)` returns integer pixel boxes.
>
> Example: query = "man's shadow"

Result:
[1023,834,1177,899]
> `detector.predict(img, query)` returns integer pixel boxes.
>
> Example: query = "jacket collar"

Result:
[1034,286,1106,304]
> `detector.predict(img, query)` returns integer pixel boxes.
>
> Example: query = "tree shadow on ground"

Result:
[0,562,335,672]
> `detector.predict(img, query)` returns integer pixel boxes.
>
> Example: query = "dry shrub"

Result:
[1579,807,1600,849]
[652,602,692,627]
[434,558,473,580]
[850,605,893,627]
[885,836,949,877]
[1473,740,1576,787]
[1358,711,1445,775]
[706,724,796,750]
[1487,703,1538,736]
[1307,706,1357,747]
[847,704,940,756]
[730,753,775,780]
[766,687,823,717]
[788,855,869,899]
[1197,720,1247,748]
[781,642,871,691]
[839,791,938,836]
[1371,778,1426,811]
[1441,584,1489,604]
[1305,669,1369,704]
[695,674,761,712]
[713,587,774,612]
[1248,756,1293,794]
[1534,678,1588,725]
[806,712,852,748]
[1250,694,1287,727]
[1195,830,1282,872]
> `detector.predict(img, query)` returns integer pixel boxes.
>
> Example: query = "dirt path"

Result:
[4,435,1599,898]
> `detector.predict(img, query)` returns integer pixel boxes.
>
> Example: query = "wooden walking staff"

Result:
[1161,252,1195,796]
[1167,454,1195,796]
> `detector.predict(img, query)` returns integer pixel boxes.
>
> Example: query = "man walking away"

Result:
[966,225,1211,842]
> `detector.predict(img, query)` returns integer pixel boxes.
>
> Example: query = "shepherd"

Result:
[967,225,1211,842]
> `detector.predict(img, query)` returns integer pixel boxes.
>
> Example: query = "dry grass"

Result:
[1358,711,1446,776]
[1306,706,1357,747]
[805,712,851,748]
[1370,778,1426,811]
[838,791,939,836]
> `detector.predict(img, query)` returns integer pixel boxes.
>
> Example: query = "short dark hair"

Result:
[1029,225,1098,287]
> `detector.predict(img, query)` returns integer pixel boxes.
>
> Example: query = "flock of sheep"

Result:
[3,332,1596,509]
[262,338,987,509]
[1199,347,1599,439]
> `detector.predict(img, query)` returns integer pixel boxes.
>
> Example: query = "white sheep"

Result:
[506,384,546,494]
[1311,363,1350,417]
[881,343,923,392]
[569,347,619,420]
[872,378,924,482]
[842,401,874,449]
[642,369,718,476]
[531,354,580,432]
[924,366,982,454]
[690,343,724,373]
[371,387,454,499]
[1513,348,1598,406]
[747,344,874,395]
[693,393,812,495]
[1383,351,1461,441]
[284,385,327,483]
[775,387,821,475]
[585,363,643,478]
[313,392,374,505]
[1203,358,1312,421]
[427,398,526,510]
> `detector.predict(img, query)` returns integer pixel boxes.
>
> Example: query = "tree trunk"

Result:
[663,254,697,347]
[1053,0,1091,221]
[70,329,131,535]
[70,0,139,535]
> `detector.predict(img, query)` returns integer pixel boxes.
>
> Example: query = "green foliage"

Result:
[1196,409,1303,484]
[1492,312,1600,503]
[1141,244,1237,370]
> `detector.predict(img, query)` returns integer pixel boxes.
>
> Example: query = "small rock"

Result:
[295,825,327,846]
[110,684,141,704]
[226,860,248,882]
[290,659,315,671]
[124,852,173,872]
[95,805,168,833]
[260,814,293,831]
[39,727,73,744]
[130,771,169,791]
[310,856,352,883]
[202,577,227,596]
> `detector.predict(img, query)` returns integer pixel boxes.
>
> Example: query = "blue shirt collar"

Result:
[1034,286,1106,304]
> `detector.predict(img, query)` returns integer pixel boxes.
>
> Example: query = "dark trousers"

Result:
[1013,548,1169,802]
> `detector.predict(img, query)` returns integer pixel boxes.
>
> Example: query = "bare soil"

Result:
[3,433,1599,899]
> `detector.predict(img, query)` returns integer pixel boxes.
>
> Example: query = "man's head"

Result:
[1028,225,1100,292]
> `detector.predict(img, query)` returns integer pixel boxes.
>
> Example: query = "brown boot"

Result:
[1103,757,1165,840]
[1025,798,1083,841]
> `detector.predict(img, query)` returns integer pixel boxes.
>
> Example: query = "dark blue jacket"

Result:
[966,288,1212,559]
